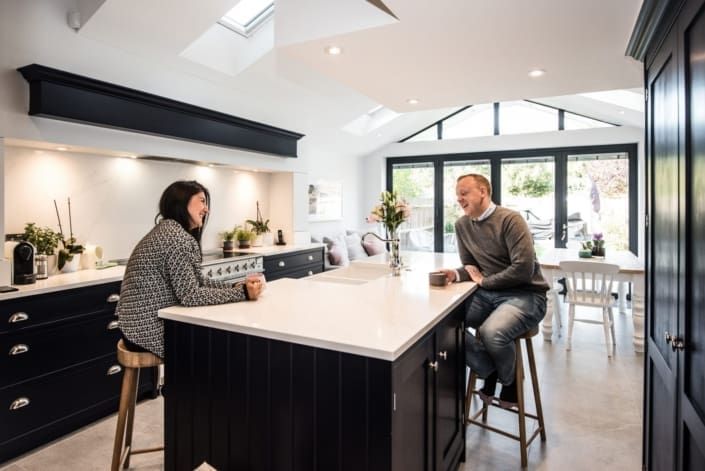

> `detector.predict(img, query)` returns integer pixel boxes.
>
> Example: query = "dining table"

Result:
[537,247,645,353]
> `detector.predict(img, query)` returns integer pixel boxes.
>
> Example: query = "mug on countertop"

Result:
[429,271,447,287]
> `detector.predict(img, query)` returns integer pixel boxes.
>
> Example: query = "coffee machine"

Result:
[13,241,36,284]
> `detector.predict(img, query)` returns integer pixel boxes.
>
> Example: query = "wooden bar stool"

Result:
[464,326,546,468]
[111,339,164,471]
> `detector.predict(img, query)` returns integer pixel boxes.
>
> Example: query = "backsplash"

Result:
[4,147,273,261]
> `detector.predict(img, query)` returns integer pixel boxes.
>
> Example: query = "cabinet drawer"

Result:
[0,313,120,387]
[0,282,121,333]
[0,354,127,444]
[263,248,323,272]
[264,248,324,279]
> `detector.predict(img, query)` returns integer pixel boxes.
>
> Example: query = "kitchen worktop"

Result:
[158,251,476,360]
[0,266,125,300]
[0,244,324,301]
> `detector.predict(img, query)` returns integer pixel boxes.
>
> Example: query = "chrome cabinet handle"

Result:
[308,271,313,276]
[9,397,30,410]
[278,261,286,267]
[9,344,29,356]
[428,361,438,371]
[107,294,120,303]
[307,255,313,261]
[107,320,119,330]
[438,351,447,360]
[107,365,122,375]
[665,331,686,351]
[8,312,29,323]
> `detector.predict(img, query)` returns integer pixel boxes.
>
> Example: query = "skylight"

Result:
[580,89,644,112]
[219,0,274,38]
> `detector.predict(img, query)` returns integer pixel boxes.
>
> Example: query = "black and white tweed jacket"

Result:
[116,219,247,357]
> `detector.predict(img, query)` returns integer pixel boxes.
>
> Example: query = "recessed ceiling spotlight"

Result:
[325,45,342,55]
[406,98,419,105]
[618,110,626,115]
[56,146,68,151]
[528,69,546,78]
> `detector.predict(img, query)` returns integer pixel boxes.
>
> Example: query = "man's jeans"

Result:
[465,288,547,385]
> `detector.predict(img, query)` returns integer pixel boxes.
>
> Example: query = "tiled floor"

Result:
[1,302,642,471]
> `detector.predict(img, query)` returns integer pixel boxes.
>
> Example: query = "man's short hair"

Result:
[457,173,492,197]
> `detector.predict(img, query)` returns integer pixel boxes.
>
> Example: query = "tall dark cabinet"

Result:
[629,0,705,469]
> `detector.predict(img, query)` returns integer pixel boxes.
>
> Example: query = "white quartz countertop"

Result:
[0,266,125,300]
[158,252,476,361]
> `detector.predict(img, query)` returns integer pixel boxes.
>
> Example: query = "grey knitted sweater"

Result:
[117,219,247,357]
[454,206,549,293]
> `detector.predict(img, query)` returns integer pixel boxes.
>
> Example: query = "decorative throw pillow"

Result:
[344,233,367,260]
[327,240,350,266]
[362,233,387,256]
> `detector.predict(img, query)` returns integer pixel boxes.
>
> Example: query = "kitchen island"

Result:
[158,252,475,471]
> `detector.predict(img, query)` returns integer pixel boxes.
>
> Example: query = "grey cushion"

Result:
[344,233,367,260]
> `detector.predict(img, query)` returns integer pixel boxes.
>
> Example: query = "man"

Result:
[440,174,549,408]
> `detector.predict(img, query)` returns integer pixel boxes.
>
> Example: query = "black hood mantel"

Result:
[17,64,303,158]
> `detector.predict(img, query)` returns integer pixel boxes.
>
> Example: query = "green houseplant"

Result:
[235,226,255,249]
[54,198,85,271]
[221,228,237,251]
[246,201,270,246]
[22,223,62,255]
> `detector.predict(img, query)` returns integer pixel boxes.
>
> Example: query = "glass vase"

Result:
[388,229,401,276]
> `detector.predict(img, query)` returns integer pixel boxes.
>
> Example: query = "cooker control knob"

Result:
[226,266,232,274]
[207,269,213,278]
[235,265,240,272]
[217,268,223,276]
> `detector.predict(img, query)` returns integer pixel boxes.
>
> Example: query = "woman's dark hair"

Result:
[156,180,210,243]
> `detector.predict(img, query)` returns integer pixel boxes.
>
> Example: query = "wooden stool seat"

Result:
[465,325,546,468]
[111,339,164,471]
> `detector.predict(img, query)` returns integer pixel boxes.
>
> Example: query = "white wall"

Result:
[0,0,368,249]
[4,146,272,259]
[362,125,646,255]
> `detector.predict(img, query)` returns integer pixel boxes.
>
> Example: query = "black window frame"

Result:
[386,143,639,254]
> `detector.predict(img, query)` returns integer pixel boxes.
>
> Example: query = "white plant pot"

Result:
[61,254,81,273]
[252,235,263,247]
[262,233,274,246]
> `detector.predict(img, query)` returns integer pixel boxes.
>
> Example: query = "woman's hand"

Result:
[245,273,266,300]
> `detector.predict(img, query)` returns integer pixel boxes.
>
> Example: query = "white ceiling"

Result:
[74,0,645,158]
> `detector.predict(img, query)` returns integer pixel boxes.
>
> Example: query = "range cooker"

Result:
[201,251,264,283]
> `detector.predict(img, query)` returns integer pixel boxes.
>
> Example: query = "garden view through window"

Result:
[388,145,635,254]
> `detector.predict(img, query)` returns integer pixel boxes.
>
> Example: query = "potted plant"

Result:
[54,198,85,272]
[235,226,255,249]
[221,229,237,252]
[22,223,63,277]
[246,201,271,246]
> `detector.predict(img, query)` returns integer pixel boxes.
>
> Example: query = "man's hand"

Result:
[438,268,456,284]
[464,265,484,285]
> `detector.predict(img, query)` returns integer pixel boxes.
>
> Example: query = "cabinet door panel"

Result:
[683,2,705,465]
[435,311,464,471]
[392,334,434,471]
[645,28,679,471]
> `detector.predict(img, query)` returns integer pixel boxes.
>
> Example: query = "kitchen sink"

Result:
[310,263,390,285]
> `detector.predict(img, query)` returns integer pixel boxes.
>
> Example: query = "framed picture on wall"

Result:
[308,180,342,221]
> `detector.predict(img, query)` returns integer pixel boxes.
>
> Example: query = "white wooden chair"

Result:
[559,260,620,357]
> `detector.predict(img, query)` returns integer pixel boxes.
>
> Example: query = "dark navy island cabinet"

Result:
[163,303,465,471]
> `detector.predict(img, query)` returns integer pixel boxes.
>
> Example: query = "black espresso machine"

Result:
[13,241,36,284]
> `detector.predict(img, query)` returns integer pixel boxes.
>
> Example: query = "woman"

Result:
[117,180,263,358]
